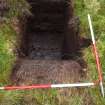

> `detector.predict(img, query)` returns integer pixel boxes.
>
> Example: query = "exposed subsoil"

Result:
[11,0,91,87]
[11,59,85,85]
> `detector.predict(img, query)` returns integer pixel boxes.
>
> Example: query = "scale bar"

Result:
[0,83,95,90]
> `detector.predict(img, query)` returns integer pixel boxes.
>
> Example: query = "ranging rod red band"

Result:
[92,43,103,81]
[5,84,51,90]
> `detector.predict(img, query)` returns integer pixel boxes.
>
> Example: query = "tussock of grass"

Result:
[0,24,16,84]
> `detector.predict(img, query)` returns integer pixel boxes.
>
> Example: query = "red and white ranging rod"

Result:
[0,83,95,90]
[88,14,104,97]
[0,14,104,98]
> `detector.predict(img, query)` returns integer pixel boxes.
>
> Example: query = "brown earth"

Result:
[11,59,85,86]
[10,0,89,87]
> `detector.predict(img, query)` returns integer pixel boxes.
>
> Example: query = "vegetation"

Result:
[75,0,105,104]
[0,0,105,104]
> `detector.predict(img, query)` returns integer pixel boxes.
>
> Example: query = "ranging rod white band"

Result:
[51,83,95,88]
[100,81,105,97]
[0,87,5,90]
[88,14,95,44]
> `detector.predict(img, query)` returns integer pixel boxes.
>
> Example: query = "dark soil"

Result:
[19,0,80,59]
[11,59,85,85]
[11,0,89,86]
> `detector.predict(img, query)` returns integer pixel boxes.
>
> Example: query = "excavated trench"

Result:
[11,0,89,85]
[20,0,80,60]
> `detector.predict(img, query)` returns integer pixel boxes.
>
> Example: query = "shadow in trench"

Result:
[19,0,80,60]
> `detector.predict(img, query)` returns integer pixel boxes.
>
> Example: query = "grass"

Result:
[0,24,16,84]
[0,0,105,105]
[74,0,105,104]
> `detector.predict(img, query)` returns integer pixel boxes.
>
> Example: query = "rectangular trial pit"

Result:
[19,0,80,60]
